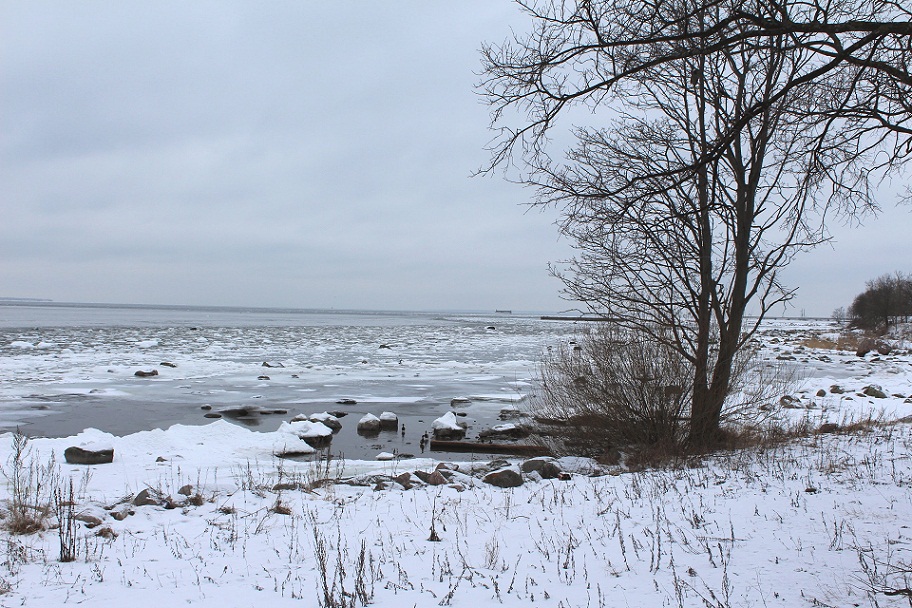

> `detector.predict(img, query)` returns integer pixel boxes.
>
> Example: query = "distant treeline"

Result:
[848,272,912,330]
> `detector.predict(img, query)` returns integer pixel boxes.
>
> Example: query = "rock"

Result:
[818,423,840,433]
[328,410,349,418]
[483,468,524,488]
[74,512,104,528]
[177,484,194,496]
[293,412,342,432]
[336,398,358,405]
[393,472,414,489]
[432,411,467,440]
[200,405,212,410]
[486,326,496,331]
[95,526,117,539]
[134,370,158,378]
[498,408,527,421]
[379,344,392,349]
[375,452,396,461]
[262,361,284,368]
[109,507,133,521]
[203,412,222,419]
[257,375,270,380]
[160,362,177,368]
[862,385,887,399]
[279,421,333,449]
[876,342,892,355]
[357,413,381,435]
[64,446,114,465]
[450,397,472,407]
[830,385,845,394]
[133,488,161,507]
[779,395,802,409]
[520,457,562,479]
[816,389,827,397]
[478,423,531,440]
[378,411,399,431]
[856,338,875,357]
[413,470,448,486]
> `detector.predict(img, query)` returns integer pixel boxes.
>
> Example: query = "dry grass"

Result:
[800,334,868,351]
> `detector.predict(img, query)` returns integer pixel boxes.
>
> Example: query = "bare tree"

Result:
[480,0,911,449]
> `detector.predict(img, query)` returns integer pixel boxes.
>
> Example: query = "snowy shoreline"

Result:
[1,319,911,606]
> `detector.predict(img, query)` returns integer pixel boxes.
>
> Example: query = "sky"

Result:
[1,2,910,316]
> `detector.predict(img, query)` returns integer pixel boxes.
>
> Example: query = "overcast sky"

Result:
[1,2,909,316]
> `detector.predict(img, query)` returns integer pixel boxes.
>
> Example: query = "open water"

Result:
[0,302,580,460]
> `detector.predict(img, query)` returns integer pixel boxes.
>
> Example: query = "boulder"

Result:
[856,338,875,357]
[450,397,472,407]
[336,398,358,405]
[477,423,531,440]
[357,413,381,435]
[133,488,162,507]
[862,385,887,399]
[521,457,562,479]
[134,370,158,378]
[393,472,414,489]
[379,411,399,431]
[413,470,448,486]
[816,389,827,397]
[74,509,105,528]
[829,385,845,394]
[779,395,802,409]
[160,362,177,368]
[64,446,114,465]
[432,411,467,440]
[292,412,342,432]
[483,468,524,488]
[278,421,333,449]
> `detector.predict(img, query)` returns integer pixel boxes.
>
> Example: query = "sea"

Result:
[0,301,582,460]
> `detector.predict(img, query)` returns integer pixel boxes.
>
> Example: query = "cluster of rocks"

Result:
[338,456,594,492]
[356,411,400,435]
[60,456,602,540]
[774,383,912,412]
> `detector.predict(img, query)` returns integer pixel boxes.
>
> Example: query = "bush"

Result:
[533,325,792,462]
[534,325,692,460]
[1,433,58,535]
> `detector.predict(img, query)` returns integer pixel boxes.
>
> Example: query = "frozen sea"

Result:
[0,301,580,459]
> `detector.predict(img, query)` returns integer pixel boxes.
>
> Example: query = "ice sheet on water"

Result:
[0,308,576,442]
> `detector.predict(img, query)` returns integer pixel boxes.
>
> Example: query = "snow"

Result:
[0,319,911,606]
[358,413,380,425]
[432,411,464,431]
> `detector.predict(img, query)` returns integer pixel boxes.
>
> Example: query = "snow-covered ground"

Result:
[0,319,911,607]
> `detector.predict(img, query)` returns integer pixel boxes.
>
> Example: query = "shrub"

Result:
[1,433,58,535]
[534,325,692,460]
[533,325,792,462]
